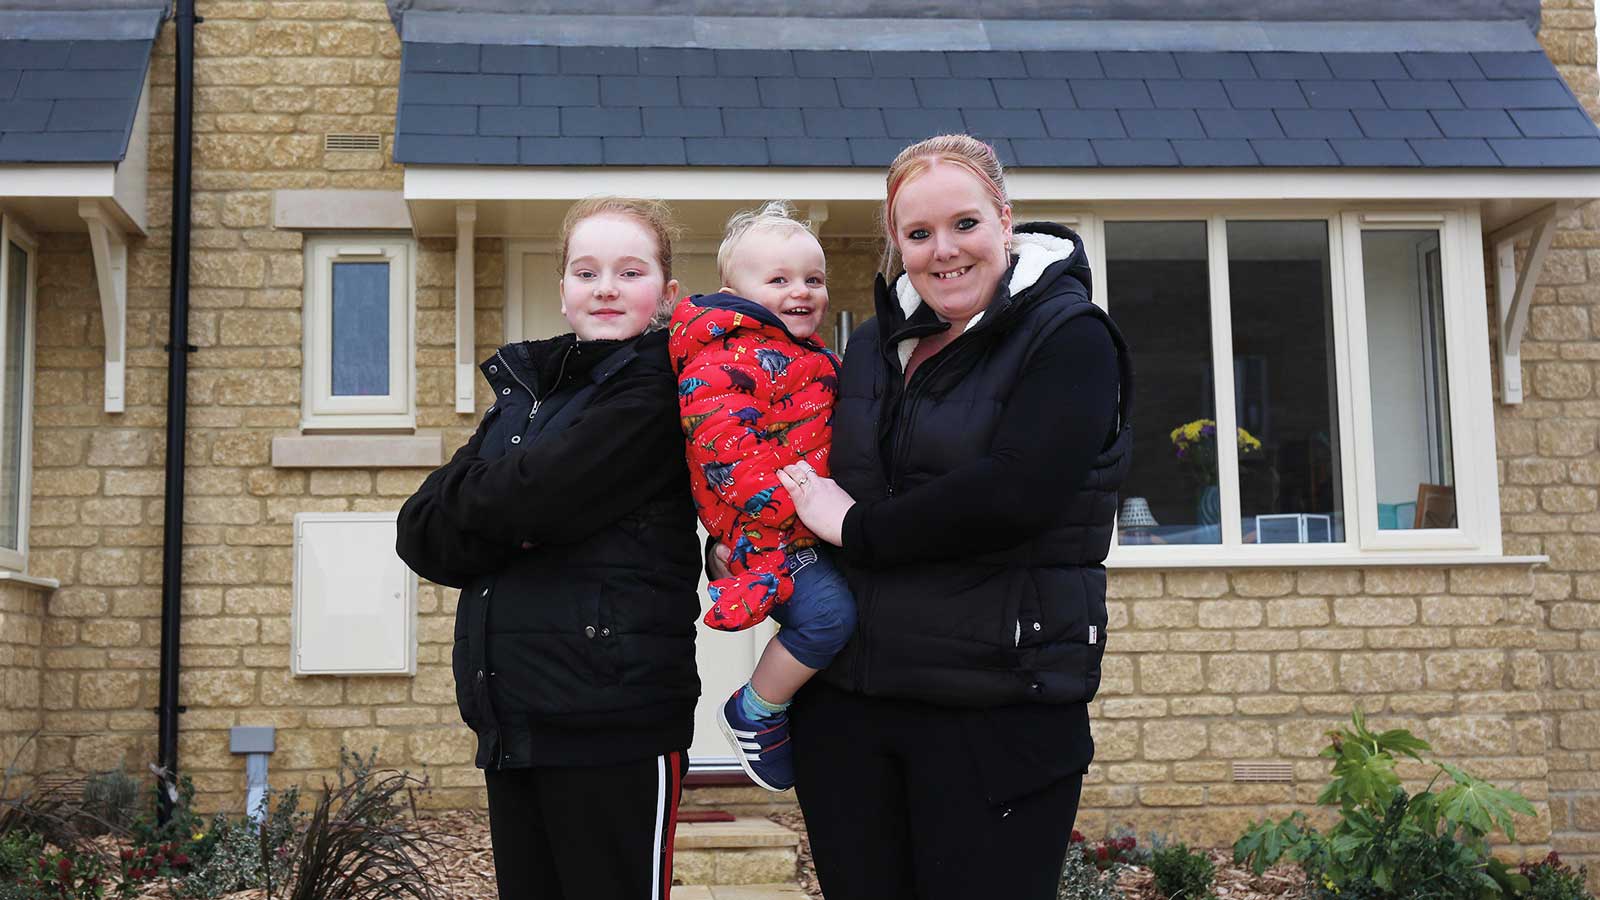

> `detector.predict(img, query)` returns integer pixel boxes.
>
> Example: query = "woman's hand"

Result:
[778,462,855,547]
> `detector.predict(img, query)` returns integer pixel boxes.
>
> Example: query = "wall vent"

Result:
[1232,762,1295,783]
[324,133,382,152]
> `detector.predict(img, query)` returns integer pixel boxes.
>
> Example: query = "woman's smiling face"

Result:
[890,160,1013,327]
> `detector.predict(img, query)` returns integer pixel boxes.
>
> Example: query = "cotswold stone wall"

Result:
[1,0,1596,887]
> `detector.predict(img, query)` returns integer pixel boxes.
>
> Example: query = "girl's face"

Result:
[560,213,679,341]
[890,161,1013,327]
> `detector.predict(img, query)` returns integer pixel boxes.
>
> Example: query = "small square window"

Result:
[302,236,414,431]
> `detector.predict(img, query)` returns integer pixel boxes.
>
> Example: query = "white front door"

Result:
[505,242,773,771]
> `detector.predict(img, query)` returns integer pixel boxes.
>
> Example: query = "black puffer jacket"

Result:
[824,223,1133,709]
[396,329,701,769]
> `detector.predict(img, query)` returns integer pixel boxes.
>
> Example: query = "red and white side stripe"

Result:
[651,751,684,900]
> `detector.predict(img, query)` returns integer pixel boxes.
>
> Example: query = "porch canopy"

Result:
[392,6,1600,406]
[0,3,164,413]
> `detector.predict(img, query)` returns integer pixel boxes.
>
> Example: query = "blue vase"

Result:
[1195,484,1221,525]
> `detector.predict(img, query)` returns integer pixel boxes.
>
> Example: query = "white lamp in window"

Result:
[1119,497,1158,529]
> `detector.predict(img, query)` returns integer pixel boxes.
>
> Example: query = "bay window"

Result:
[0,214,36,572]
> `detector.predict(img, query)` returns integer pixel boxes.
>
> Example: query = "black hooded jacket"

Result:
[396,329,701,769]
[822,223,1133,798]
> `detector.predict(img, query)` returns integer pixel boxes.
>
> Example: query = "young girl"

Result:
[397,197,702,900]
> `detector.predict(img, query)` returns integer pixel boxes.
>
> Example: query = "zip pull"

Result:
[528,399,541,420]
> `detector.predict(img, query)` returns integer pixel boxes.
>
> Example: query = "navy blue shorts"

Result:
[770,547,856,670]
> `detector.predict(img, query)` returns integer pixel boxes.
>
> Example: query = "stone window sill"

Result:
[1107,552,1547,570]
[272,435,442,469]
[0,570,61,589]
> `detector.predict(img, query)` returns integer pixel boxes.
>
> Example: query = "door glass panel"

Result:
[1226,220,1345,544]
[1106,221,1220,545]
[0,241,27,550]
[1362,230,1455,530]
[330,261,390,396]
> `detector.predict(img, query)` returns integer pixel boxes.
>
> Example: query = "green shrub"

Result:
[1150,843,1215,900]
[1058,839,1126,900]
[174,787,302,899]
[1520,852,1595,900]
[1233,708,1536,899]
[80,769,141,836]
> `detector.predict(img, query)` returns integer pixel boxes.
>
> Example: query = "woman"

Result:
[772,135,1133,898]
[396,197,701,900]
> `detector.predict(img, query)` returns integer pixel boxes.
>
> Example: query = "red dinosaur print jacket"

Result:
[668,293,839,631]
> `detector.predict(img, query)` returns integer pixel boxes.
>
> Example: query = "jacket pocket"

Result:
[451,637,485,731]
[586,585,621,686]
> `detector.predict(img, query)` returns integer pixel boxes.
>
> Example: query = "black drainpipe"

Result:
[157,0,199,824]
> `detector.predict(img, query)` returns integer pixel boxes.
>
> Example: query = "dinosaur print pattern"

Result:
[668,293,841,632]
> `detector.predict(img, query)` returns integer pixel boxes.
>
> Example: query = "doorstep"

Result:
[670,885,809,899]
[673,817,801,885]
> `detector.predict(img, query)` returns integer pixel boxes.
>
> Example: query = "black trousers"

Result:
[484,751,687,900]
[791,683,1083,900]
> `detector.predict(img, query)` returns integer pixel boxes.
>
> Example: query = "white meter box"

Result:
[292,512,417,676]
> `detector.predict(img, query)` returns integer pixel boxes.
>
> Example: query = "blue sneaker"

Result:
[717,688,795,792]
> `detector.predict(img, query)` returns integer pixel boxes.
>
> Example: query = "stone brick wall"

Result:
[3,0,1598,886]
[0,583,47,788]
[1523,0,1600,885]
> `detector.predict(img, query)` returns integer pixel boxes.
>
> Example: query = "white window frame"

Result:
[0,213,38,573]
[301,235,415,432]
[1087,203,1504,567]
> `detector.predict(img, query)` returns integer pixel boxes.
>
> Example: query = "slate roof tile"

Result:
[1354,109,1443,138]
[0,37,154,163]
[602,136,686,165]
[1276,109,1363,139]
[50,99,128,132]
[883,107,966,137]
[838,78,920,109]
[559,46,637,75]
[1121,108,1206,139]
[768,137,853,166]
[1171,139,1260,166]
[948,52,1027,78]
[1148,79,1229,109]
[1431,109,1522,138]
[1251,138,1340,165]
[638,47,716,76]
[992,78,1074,109]
[687,137,767,165]
[1042,109,1126,139]
[1021,51,1103,79]
[1409,138,1501,166]
[18,69,141,101]
[4,41,71,68]
[0,100,50,132]
[1099,51,1178,79]
[1375,80,1462,110]
[0,70,18,101]
[804,107,886,138]
[481,45,559,74]
[1090,138,1179,166]
[1011,138,1097,166]
[519,136,604,165]
[520,75,598,106]
[963,108,1047,139]
[722,107,805,137]
[1454,79,1576,109]
[1251,52,1332,79]
[716,50,794,77]
[0,130,124,161]
[642,106,723,137]
[794,51,872,78]
[758,77,840,108]
[1198,109,1283,139]
[914,78,998,108]
[1511,109,1600,138]
[479,106,560,137]
[1330,138,1421,165]
[387,43,1600,170]
[67,41,150,70]
[1400,52,1483,80]
[1072,79,1152,109]
[1174,52,1256,79]
[1224,79,1306,109]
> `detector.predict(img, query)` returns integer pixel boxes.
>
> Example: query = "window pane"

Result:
[0,241,27,550]
[1226,221,1345,545]
[1107,221,1220,546]
[331,261,390,396]
[1362,230,1455,530]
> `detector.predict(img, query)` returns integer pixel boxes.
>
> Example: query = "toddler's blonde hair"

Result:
[716,200,818,286]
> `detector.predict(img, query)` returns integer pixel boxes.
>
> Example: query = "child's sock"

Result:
[740,682,791,721]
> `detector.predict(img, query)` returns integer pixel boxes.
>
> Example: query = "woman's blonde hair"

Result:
[879,134,1009,278]
[557,196,682,328]
[717,200,815,285]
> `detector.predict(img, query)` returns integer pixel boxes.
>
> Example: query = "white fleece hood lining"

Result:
[892,230,1077,371]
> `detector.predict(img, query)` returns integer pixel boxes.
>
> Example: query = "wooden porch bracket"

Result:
[454,201,477,414]
[79,199,127,413]
[1488,201,1574,405]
